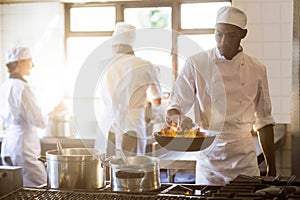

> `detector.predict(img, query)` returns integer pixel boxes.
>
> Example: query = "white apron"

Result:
[196,129,260,185]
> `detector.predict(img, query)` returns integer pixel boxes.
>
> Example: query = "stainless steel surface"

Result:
[46,113,75,138]
[110,155,161,192]
[0,166,23,196]
[46,148,106,189]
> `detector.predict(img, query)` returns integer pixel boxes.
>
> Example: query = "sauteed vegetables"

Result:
[158,126,206,138]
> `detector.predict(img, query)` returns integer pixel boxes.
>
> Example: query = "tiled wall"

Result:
[0,2,65,112]
[233,0,293,124]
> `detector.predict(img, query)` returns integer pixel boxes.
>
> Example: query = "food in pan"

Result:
[158,126,206,138]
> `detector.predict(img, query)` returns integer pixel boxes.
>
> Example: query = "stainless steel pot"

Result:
[45,113,75,138]
[46,148,106,189]
[109,155,160,192]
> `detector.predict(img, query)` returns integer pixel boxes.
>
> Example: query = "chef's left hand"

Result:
[179,115,194,131]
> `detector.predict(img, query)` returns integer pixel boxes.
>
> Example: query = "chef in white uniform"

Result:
[0,47,65,187]
[94,22,162,155]
[166,6,276,185]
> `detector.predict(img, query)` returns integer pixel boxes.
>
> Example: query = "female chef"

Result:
[0,47,65,187]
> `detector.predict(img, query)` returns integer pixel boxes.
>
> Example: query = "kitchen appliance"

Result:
[109,155,161,192]
[45,148,106,189]
[45,112,75,138]
[0,166,23,196]
[2,175,300,199]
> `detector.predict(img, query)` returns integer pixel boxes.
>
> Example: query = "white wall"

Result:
[233,0,293,123]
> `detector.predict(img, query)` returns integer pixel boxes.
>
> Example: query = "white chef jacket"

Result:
[94,53,161,155]
[0,78,47,187]
[168,47,275,185]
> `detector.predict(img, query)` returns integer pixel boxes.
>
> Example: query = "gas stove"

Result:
[1,175,300,200]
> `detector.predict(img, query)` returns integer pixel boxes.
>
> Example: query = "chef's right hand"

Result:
[49,103,67,120]
[166,109,181,129]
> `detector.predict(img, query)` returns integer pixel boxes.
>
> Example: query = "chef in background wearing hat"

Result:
[0,47,65,187]
[166,6,276,185]
[94,22,162,155]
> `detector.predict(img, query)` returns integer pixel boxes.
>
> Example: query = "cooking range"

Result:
[2,174,300,200]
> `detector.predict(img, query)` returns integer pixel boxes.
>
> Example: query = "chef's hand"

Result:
[180,116,194,131]
[48,103,67,120]
[166,109,194,131]
[166,109,181,130]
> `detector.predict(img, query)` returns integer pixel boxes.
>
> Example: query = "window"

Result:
[181,2,230,29]
[124,7,171,29]
[70,7,116,32]
[65,1,231,95]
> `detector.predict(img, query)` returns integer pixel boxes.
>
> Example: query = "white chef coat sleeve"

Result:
[168,58,196,114]
[254,66,275,130]
[20,85,47,129]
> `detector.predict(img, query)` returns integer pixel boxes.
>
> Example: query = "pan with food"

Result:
[154,127,215,151]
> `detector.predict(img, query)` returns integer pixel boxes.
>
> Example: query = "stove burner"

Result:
[1,175,300,200]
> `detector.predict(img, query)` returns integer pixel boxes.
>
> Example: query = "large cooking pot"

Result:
[46,148,106,189]
[109,155,160,192]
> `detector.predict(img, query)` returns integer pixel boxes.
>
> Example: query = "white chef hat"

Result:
[112,22,136,46]
[6,47,32,64]
[216,6,247,29]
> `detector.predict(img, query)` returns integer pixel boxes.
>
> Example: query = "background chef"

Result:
[0,47,66,187]
[94,22,162,156]
[166,6,276,185]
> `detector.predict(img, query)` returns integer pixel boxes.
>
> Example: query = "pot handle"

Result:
[37,155,46,163]
[116,170,145,179]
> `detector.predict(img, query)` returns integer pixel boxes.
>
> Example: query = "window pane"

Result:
[178,34,216,72]
[66,37,110,95]
[124,7,171,29]
[124,7,172,93]
[181,2,231,29]
[70,7,116,31]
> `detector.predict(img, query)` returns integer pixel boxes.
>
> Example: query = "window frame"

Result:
[64,0,231,81]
